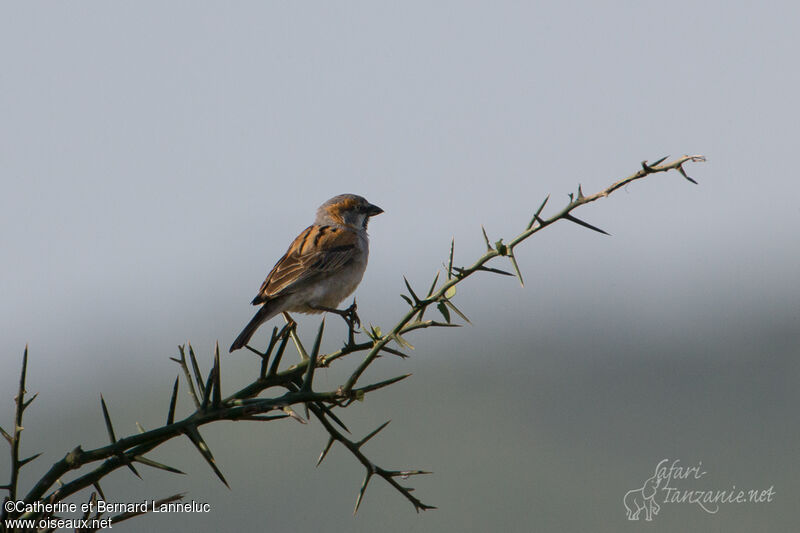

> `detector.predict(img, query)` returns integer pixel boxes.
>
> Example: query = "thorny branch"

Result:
[1,155,704,528]
[335,155,705,392]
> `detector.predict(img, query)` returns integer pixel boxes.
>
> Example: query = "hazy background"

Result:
[1,2,798,532]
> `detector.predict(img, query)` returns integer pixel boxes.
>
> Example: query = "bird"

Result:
[230,194,383,352]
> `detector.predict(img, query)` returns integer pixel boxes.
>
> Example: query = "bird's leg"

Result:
[309,300,361,346]
[280,312,297,338]
[342,299,360,347]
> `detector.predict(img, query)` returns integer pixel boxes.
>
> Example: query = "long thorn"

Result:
[302,319,325,391]
[403,276,420,304]
[175,345,200,409]
[100,395,117,444]
[134,456,185,475]
[447,238,455,279]
[259,327,280,378]
[509,252,524,287]
[678,164,699,184]
[267,333,290,377]
[0,426,12,446]
[212,342,222,409]
[201,363,214,411]
[357,420,391,448]
[444,300,471,324]
[426,271,440,297]
[184,425,229,488]
[316,436,335,467]
[354,472,373,514]
[167,376,179,425]
[528,194,550,229]
[18,453,42,468]
[481,225,492,251]
[562,214,610,236]
[187,343,205,397]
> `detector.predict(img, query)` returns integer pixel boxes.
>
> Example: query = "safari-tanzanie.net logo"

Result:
[623,459,775,521]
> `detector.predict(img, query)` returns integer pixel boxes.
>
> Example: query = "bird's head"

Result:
[316,194,383,230]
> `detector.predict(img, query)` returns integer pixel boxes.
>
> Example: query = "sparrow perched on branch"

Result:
[230,194,383,352]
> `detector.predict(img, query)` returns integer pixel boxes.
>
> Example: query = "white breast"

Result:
[289,231,369,312]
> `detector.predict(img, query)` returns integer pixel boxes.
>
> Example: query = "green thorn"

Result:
[100,395,116,444]
[185,425,229,488]
[167,376,179,425]
[509,253,524,287]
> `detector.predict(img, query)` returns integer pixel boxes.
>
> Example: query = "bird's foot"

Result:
[342,300,361,347]
[310,301,361,346]
[342,300,361,330]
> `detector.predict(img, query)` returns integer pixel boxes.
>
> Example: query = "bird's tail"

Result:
[229,300,282,352]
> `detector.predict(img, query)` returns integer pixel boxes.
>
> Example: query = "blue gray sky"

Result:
[1,3,798,532]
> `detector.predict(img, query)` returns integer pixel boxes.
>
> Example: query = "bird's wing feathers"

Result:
[251,225,359,304]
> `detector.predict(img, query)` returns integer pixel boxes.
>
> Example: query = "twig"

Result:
[341,155,705,394]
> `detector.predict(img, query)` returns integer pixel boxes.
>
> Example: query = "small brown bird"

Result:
[230,194,383,352]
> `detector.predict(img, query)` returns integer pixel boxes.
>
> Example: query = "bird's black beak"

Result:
[367,204,384,217]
